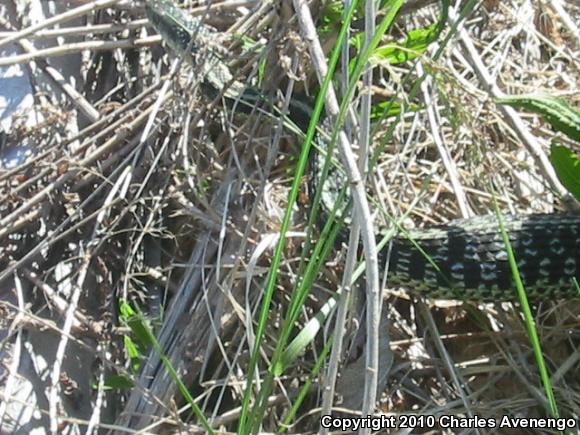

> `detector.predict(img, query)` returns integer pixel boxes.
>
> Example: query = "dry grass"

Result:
[0,0,578,433]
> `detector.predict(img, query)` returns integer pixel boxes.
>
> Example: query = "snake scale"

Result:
[145,0,580,301]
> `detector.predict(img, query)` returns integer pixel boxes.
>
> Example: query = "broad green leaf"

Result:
[550,144,580,200]
[371,1,449,64]
[497,93,580,142]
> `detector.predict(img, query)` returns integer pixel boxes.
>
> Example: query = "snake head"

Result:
[145,0,202,55]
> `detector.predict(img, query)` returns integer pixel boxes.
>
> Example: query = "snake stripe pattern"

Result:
[145,0,580,301]
[385,213,580,300]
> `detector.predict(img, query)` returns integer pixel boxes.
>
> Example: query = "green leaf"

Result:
[119,299,136,319]
[258,55,267,87]
[99,375,134,390]
[275,293,339,375]
[370,0,449,65]
[319,1,349,37]
[550,144,580,200]
[124,335,141,359]
[124,335,142,371]
[371,100,421,120]
[350,32,364,52]
[496,93,580,141]
[372,23,438,64]
[119,300,154,352]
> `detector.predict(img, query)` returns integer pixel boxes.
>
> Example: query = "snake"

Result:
[144,0,580,301]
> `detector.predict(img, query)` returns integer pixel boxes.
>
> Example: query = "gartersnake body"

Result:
[145,0,580,301]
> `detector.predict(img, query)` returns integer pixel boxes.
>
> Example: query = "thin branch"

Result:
[0,36,160,67]
[0,0,121,50]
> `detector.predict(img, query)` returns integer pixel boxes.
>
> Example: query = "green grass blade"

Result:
[236,1,359,432]
[130,303,215,434]
[493,202,560,420]
[278,337,333,433]
[242,0,481,431]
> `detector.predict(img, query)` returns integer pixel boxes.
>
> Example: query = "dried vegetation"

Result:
[0,0,578,433]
